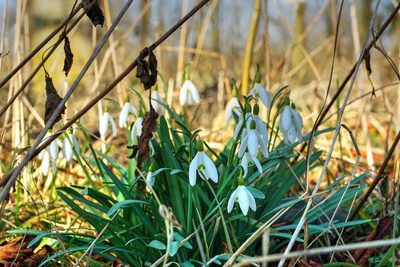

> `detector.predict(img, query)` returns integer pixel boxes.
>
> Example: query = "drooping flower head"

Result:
[146,163,156,188]
[248,69,271,108]
[119,95,138,128]
[62,128,80,162]
[39,130,59,175]
[251,103,269,145]
[189,140,218,186]
[225,83,241,123]
[227,175,256,216]
[238,119,269,158]
[151,83,166,114]
[233,103,252,141]
[100,104,117,137]
[131,109,144,144]
[179,69,200,106]
[240,149,263,178]
[278,99,303,144]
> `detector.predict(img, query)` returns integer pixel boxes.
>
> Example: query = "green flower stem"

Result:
[201,172,233,255]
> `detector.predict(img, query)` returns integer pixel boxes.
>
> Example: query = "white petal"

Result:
[189,153,199,186]
[255,115,269,144]
[248,131,259,157]
[72,136,80,156]
[233,118,244,141]
[238,186,250,216]
[245,187,257,211]
[179,82,189,106]
[49,139,59,160]
[225,98,240,123]
[257,132,269,158]
[62,138,73,162]
[151,91,165,114]
[241,153,249,178]
[201,151,218,183]
[187,93,193,105]
[254,83,271,107]
[147,172,155,188]
[119,104,130,128]
[51,160,57,174]
[99,112,110,136]
[227,188,239,213]
[252,155,263,174]
[42,151,50,176]
[128,103,138,118]
[238,134,248,158]
[186,80,200,104]
[279,106,292,132]
[247,88,255,98]
[287,124,297,144]
[109,116,117,137]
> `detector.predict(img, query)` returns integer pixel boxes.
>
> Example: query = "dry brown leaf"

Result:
[348,215,393,266]
[136,48,158,90]
[128,106,158,171]
[44,75,66,128]
[83,0,104,27]
[63,36,73,76]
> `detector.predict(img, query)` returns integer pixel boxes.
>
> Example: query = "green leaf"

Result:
[269,232,304,242]
[147,240,166,250]
[168,241,179,256]
[107,199,150,217]
[246,186,265,199]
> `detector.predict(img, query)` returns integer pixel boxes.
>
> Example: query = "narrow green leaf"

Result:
[147,240,166,250]
[107,200,149,217]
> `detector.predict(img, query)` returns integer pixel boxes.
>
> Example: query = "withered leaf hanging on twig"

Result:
[83,0,104,27]
[44,75,66,128]
[363,50,376,98]
[128,107,158,171]
[136,48,158,90]
[63,36,73,76]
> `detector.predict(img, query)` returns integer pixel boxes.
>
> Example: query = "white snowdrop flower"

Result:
[38,130,59,175]
[233,104,252,141]
[279,104,303,144]
[248,83,271,108]
[227,176,256,216]
[241,151,263,178]
[151,84,165,114]
[188,140,218,186]
[62,130,80,162]
[251,103,268,145]
[225,87,241,123]
[119,96,138,128]
[238,119,269,158]
[131,110,144,144]
[179,71,200,106]
[146,163,156,188]
[100,105,117,137]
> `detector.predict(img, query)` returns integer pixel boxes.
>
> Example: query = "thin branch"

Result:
[0,4,82,89]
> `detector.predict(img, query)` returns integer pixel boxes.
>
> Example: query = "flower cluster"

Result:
[39,129,81,176]
[278,103,303,144]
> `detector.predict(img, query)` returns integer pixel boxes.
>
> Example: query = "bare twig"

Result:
[0,4,82,89]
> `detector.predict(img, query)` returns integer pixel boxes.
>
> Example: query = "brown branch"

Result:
[0,0,211,201]
[0,4,82,90]
[0,12,85,118]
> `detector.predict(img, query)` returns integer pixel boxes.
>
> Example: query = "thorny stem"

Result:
[0,4,82,90]
[0,0,212,206]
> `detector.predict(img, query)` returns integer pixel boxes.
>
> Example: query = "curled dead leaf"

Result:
[44,76,66,128]
[128,107,158,171]
[136,48,158,90]
[63,36,73,76]
[83,0,104,27]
